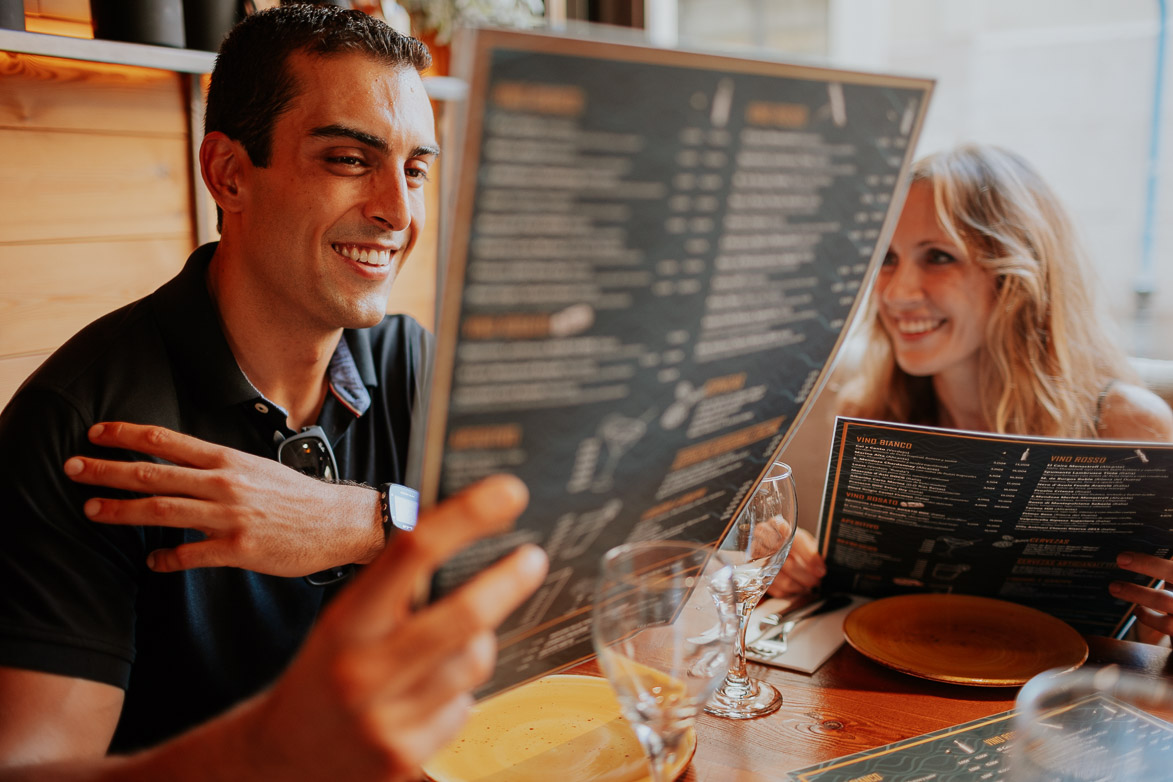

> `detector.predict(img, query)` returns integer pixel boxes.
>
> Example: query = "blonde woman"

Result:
[773,144,1173,642]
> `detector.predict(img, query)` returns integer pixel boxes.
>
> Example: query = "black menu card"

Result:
[819,417,1173,637]
[415,27,933,697]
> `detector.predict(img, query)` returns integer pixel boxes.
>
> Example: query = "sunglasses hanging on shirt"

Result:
[277,426,351,586]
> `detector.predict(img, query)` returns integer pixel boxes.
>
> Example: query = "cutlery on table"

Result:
[747,592,852,660]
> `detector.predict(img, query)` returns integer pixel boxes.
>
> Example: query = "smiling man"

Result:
[0,5,547,779]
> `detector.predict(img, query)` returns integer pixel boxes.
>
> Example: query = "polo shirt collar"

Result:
[151,243,378,418]
[327,336,371,417]
[342,328,378,388]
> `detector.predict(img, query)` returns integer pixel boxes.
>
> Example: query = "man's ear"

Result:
[199,131,249,217]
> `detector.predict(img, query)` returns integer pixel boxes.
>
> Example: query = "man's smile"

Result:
[332,242,395,268]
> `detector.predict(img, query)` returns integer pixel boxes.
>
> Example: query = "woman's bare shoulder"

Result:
[1098,382,1173,443]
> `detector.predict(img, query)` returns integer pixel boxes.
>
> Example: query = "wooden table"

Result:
[567,636,1172,781]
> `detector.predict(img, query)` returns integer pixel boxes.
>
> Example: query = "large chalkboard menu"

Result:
[819,418,1173,636]
[416,27,933,697]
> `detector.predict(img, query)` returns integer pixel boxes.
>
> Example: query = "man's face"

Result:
[237,51,437,333]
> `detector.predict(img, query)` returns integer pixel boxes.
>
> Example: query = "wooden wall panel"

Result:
[0,51,196,409]
[0,238,189,356]
[0,53,187,134]
[25,0,90,23]
[0,129,192,242]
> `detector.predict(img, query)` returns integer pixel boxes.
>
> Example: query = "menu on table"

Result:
[818,417,1173,637]
[787,694,1173,781]
[414,26,933,698]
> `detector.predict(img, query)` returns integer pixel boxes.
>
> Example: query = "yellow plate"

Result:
[423,674,696,782]
[843,594,1088,687]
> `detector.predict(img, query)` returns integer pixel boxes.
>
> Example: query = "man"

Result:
[0,5,547,777]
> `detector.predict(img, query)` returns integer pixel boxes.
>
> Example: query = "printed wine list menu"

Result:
[414,27,933,698]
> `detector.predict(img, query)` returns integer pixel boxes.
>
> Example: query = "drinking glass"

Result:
[705,460,798,719]
[592,541,737,782]
[1010,665,1173,781]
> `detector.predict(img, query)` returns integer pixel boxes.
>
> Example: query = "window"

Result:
[674,0,1173,359]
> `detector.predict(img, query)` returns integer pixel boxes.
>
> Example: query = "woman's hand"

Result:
[767,528,826,598]
[1111,552,1172,646]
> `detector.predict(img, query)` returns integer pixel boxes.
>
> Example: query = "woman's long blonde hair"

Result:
[842,143,1135,438]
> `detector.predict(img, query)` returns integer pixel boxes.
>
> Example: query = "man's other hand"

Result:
[63,422,385,576]
[201,474,549,780]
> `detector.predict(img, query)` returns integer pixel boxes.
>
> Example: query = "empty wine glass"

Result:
[592,541,737,782]
[1011,666,1173,781]
[705,460,798,719]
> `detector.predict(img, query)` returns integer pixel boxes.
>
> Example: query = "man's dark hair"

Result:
[205,3,431,168]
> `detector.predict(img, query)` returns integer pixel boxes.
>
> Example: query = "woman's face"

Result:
[875,181,998,380]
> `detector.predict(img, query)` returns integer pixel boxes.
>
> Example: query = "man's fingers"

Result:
[375,543,549,679]
[420,544,549,644]
[357,545,547,702]
[331,475,532,629]
[79,494,216,530]
[147,540,237,573]
[85,422,225,468]
[64,455,210,498]
[380,691,475,771]
[384,631,498,711]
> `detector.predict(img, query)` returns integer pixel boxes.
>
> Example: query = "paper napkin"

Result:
[745,595,869,674]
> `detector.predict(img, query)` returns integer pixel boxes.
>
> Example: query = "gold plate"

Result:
[423,674,696,782]
[843,594,1088,687]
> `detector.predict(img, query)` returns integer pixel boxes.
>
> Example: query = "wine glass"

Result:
[705,460,798,719]
[1010,666,1173,781]
[592,541,737,782]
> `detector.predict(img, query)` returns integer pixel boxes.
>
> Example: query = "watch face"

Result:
[386,484,420,531]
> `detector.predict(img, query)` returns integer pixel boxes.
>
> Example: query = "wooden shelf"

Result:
[0,28,465,100]
[0,28,216,73]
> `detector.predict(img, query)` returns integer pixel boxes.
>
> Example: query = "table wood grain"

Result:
[565,636,1171,781]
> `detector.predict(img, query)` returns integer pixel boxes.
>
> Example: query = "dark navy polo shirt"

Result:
[0,243,431,752]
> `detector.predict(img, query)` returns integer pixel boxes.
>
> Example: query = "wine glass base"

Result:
[704,679,783,719]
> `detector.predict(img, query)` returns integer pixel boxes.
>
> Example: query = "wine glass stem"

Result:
[715,598,755,700]
[638,728,681,782]
[731,598,754,682]
[647,752,669,782]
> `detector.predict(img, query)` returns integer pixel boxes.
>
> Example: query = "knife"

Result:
[752,592,852,645]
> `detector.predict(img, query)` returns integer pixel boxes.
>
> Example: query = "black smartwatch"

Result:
[379,482,420,537]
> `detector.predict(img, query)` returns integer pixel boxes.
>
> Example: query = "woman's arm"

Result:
[1096,383,1173,442]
